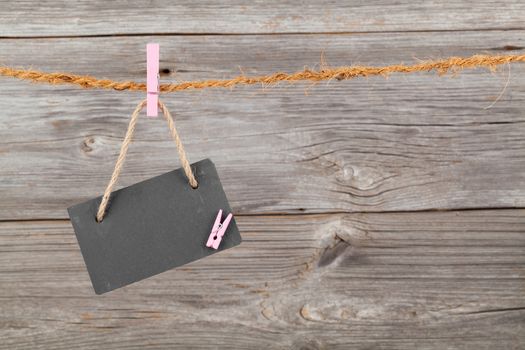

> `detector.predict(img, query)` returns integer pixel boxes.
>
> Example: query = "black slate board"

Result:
[68,158,241,294]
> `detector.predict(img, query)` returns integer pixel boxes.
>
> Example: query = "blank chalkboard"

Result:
[68,159,241,294]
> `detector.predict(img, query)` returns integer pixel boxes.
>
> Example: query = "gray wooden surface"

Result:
[0,2,524,349]
[1,1,525,36]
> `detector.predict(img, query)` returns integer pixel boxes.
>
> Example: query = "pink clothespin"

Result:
[206,210,233,249]
[146,43,159,117]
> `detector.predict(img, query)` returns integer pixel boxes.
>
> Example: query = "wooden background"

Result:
[1,1,524,349]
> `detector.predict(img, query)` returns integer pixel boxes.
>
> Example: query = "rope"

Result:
[96,99,197,222]
[1,54,524,93]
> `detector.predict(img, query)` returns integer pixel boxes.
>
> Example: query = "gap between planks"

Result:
[0,206,523,224]
[1,27,525,40]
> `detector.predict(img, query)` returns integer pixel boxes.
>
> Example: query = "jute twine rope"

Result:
[1,54,524,93]
[96,99,198,222]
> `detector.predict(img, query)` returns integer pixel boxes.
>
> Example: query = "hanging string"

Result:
[1,54,524,93]
[96,100,198,222]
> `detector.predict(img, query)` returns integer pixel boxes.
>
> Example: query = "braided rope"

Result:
[96,100,197,222]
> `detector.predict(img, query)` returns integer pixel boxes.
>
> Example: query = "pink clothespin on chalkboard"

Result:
[146,43,160,117]
[206,210,233,249]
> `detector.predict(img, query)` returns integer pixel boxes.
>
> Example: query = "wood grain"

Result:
[1,3,524,349]
[0,1,524,37]
[0,210,523,349]
[0,32,524,219]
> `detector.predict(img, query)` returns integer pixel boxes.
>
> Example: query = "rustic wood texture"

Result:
[1,211,524,349]
[0,1,524,349]
[1,1,524,36]
[0,31,524,219]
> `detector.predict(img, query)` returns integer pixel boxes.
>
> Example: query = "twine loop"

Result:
[96,100,197,222]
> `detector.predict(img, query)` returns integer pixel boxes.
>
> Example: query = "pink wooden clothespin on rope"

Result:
[146,43,160,117]
[206,210,233,249]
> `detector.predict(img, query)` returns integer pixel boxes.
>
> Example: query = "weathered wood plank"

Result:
[0,210,523,349]
[0,1,524,36]
[0,32,524,219]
